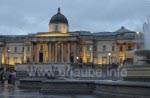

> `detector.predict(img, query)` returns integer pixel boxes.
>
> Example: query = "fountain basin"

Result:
[19,79,150,98]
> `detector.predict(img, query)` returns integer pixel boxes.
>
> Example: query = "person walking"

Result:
[0,72,5,86]
[8,73,12,85]
[11,70,16,86]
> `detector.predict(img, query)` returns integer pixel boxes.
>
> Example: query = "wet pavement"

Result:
[0,81,100,98]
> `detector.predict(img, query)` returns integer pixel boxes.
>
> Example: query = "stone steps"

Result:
[16,71,28,79]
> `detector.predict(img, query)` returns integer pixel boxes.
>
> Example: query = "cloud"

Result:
[0,0,150,35]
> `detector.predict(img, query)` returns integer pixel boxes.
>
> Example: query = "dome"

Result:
[49,8,68,25]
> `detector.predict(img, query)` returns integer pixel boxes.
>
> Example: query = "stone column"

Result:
[49,42,52,63]
[68,42,71,63]
[31,42,34,63]
[43,43,45,63]
[74,42,77,62]
[124,43,126,60]
[116,43,119,63]
[61,42,64,63]
[36,43,39,63]
[23,44,27,63]
[55,42,58,63]
[90,45,93,63]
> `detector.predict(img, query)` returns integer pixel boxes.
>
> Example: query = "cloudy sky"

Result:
[0,0,150,35]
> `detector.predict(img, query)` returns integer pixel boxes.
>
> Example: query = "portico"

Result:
[30,34,78,64]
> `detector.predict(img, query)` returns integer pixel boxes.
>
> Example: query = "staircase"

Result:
[16,71,28,80]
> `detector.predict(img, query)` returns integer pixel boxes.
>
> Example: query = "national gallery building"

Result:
[0,8,143,68]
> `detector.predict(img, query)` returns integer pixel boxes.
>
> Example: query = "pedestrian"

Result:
[0,72,5,86]
[8,74,12,85]
[11,70,16,86]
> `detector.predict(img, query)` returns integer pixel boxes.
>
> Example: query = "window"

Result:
[27,47,30,52]
[86,45,91,51]
[0,47,1,52]
[128,45,131,50]
[79,45,82,52]
[87,58,90,63]
[15,47,17,52]
[55,24,59,32]
[40,45,43,51]
[103,45,106,51]
[112,45,115,51]
[13,57,18,64]
[120,46,123,51]
[137,45,140,49]
[7,47,9,52]
[22,47,24,52]
[21,57,24,63]
[94,46,97,51]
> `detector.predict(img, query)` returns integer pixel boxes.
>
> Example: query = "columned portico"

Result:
[31,36,78,64]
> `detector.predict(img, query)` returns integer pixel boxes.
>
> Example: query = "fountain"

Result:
[122,22,150,81]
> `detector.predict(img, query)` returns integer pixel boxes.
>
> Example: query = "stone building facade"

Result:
[0,8,143,68]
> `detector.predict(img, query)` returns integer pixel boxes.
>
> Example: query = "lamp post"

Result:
[7,49,10,70]
[108,52,111,65]
[89,47,93,68]
[76,56,79,68]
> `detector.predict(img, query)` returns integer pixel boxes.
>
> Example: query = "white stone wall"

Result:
[5,42,31,65]
[94,40,116,65]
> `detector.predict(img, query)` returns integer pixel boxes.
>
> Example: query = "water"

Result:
[0,81,99,98]
[143,16,150,49]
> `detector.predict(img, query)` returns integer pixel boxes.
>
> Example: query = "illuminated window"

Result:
[40,45,43,51]
[87,58,90,63]
[120,46,123,51]
[13,57,18,64]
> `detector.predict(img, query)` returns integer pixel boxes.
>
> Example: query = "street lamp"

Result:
[76,56,79,68]
[108,52,111,65]
[89,47,93,68]
[7,49,10,70]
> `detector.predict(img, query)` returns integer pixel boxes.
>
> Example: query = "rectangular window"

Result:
[112,45,115,51]
[103,45,106,51]
[0,47,1,52]
[15,47,17,52]
[87,45,91,51]
[13,57,18,64]
[128,45,131,50]
[87,58,90,63]
[21,57,24,63]
[79,45,82,52]
[28,47,30,52]
[120,46,123,51]
[7,47,9,52]
[79,58,82,63]
[102,57,107,64]
[22,47,24,52]
[94,46,97,51]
